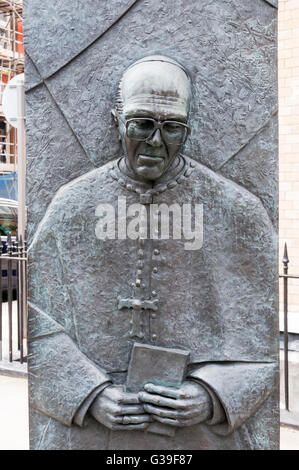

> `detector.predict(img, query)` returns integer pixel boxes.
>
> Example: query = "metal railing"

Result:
[0,233,27,363]
[280,242,299,412]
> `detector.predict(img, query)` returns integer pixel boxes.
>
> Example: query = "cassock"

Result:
[28,155,279,450]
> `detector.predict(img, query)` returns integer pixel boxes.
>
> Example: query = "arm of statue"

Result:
[28,301,113,427]
[186,362,278,435]
[28,202,115,428]
[179,193,279,435]
[139,197,278,433]
[29,302,151,431]
[138,362,277,433]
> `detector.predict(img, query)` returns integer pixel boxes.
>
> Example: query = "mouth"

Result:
[137,155,165,167]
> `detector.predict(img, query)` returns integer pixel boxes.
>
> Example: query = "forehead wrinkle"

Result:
[121,62,191,107]
[124,102,189,122]
[125,94,188,106]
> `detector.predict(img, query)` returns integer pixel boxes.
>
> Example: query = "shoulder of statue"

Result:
[52,159,118,203]
[35,159,118,232]
[185,156,272,227]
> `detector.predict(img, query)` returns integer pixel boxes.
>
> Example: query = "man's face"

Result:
[116,61,191,181]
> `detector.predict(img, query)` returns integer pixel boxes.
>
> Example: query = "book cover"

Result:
[126,342,190,436]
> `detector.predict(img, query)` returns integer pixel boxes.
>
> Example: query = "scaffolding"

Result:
[0,0,23,174]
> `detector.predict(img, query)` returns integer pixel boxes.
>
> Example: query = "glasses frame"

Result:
[119,115,191,144]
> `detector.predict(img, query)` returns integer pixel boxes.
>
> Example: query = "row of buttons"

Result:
[151,243,159,341]
[134,238,160,287]
[150,244,159,341]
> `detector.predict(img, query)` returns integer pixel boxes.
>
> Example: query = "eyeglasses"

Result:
[119,116,191,144]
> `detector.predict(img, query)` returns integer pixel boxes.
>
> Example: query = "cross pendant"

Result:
[129,309,144,339]
[117,296,159,339]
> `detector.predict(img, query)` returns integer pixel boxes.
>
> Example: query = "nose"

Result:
[147,128,163,147]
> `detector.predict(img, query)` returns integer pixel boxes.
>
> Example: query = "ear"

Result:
[111,109,119,127]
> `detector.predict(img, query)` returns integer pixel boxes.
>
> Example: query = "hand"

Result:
[89,384,152,431]
[139,380,212,427]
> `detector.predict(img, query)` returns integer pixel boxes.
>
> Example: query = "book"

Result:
[126,342,190,437]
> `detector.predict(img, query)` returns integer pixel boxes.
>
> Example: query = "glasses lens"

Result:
[162,122,186,143]
[127,119,155,140]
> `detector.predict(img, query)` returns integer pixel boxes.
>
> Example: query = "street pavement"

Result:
[0,375,29,450]
[281,426,299,450]
[0,375,298,450]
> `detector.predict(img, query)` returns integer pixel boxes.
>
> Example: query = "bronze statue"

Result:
[28,56,278,450]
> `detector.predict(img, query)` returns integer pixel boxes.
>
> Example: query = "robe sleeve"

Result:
[28,302,112,427]
[73,383,111,427]
[186,183,279,435]
[188,362,278,435]
[28,195,112,428]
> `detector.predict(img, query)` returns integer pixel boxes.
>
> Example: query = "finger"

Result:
[144,402,204,420]
[113,414,152,425]
[144,383,180,399]
[139,391,190,410]
[143,404,179,419]
[178,407,202,419]
[107,385,124,403]
[114,405,145,416]
[152,415,181,427]
[119,392,140,405]
[110,423,150,431]
[139,391,178,409]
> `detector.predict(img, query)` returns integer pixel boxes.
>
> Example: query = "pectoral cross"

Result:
[118,296,159,339]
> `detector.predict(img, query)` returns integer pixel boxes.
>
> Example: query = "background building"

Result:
[0,0,22,198]
[278,0,299,323]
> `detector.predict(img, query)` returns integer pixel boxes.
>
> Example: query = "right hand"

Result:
[89,384,152,431]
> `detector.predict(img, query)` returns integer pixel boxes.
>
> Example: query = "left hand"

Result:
[138,380,212,427]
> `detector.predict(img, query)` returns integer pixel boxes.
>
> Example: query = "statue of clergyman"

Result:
[28,56,278,450]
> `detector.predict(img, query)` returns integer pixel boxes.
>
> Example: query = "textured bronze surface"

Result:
[25,1,279,450]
